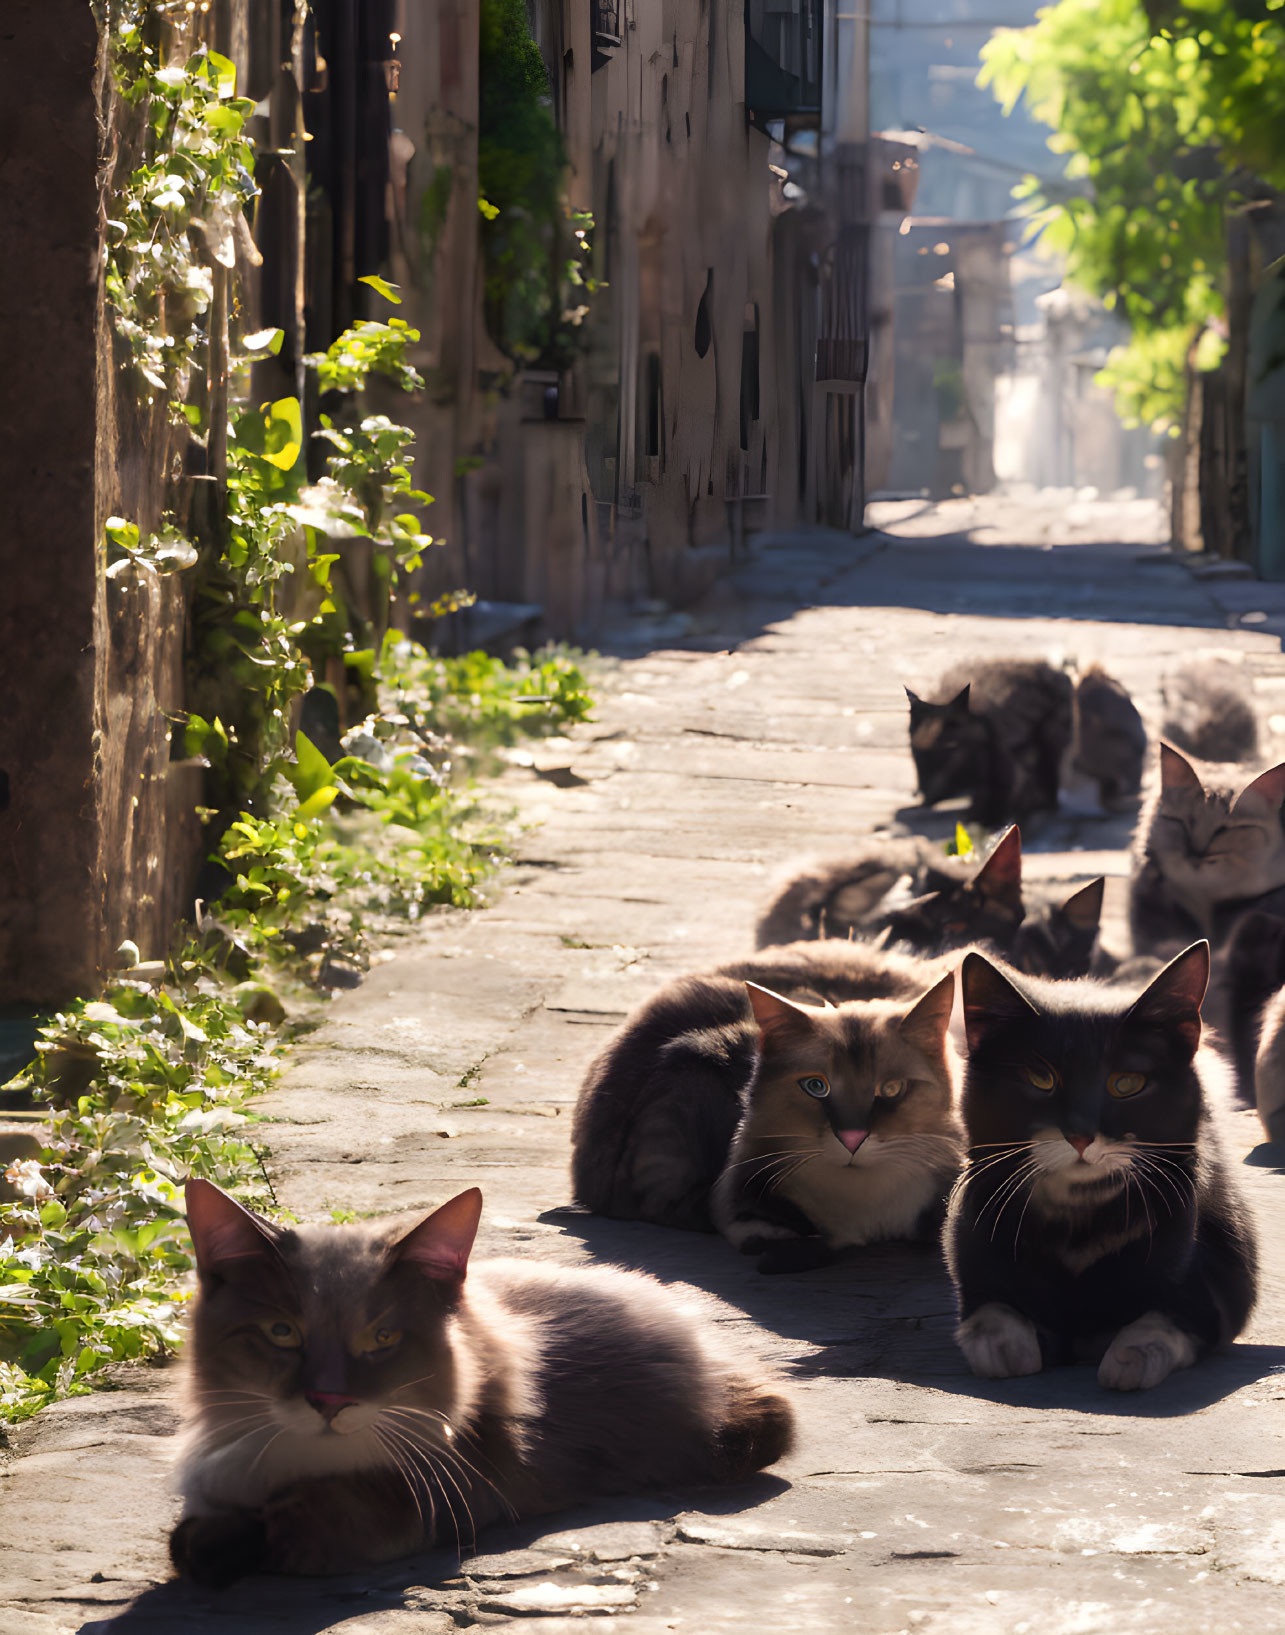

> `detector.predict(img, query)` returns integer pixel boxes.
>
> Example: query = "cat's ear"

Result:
[900,972,956,1052]
[1125,941,1209,1056]
[393,1188,484,1282]
[1233,760,1285,814]
[745,982,818,1043]
[185,1178,282,1275]
[960,953,1037,1054]
[1159,741,1202,792]
[1060,876,1104,933]
[390,1196,480,1281]
[975,825,1023,905]
[904,686,926,713]
[946,684,971,713]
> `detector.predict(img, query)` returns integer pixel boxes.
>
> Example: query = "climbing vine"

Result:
[0,5,595,1427]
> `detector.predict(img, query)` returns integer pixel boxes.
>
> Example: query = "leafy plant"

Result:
[979,0,1285,427]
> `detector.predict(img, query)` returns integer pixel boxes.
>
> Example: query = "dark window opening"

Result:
[645,352,662,458]
[0,769,9,812]
[739,305,760,450]
[694,269,714,358]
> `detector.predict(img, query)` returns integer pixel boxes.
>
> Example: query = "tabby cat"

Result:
[711,979,962,1272]
[571,945,963,1268]
[755,827,1107,980]
[906,659,1073,825]
[171,1179,793,1585]
[1129,742,1285,951]
[1162,662,1260,765]
[946,944,1258,1389]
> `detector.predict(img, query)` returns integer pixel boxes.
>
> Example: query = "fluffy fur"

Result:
[1070,664,1147,809]
[755,829,1106,979]
[906,659,1073,826]
[711,979,962,1272]
[946,946,1258,1390]
[171,1181,793,1585]
[570,948,964,1266]
[1162,662,1260,765]
[1129,742,1285,951]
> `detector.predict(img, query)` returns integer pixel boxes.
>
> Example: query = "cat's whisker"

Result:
[389,1372,439,1395]
[381,1407,517,1519]
[372,1424,429,1536]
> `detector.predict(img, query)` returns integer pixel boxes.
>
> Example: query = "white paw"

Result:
[720,1216,801,1251]
[1098,1312,1196,1391]
[956,1303,1043,1379]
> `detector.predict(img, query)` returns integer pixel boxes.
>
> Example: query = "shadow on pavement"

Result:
[541,1209,1285,1421]
[88,1484,792,1635]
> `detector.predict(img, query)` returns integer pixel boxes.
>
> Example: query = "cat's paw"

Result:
[722,1216,802,1255]
[1098,1312,1197,1391]
[170,1509,268,1588]
[956,1303,1043,1378]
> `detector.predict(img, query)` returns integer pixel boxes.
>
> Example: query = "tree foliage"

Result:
[980,0,1285,426]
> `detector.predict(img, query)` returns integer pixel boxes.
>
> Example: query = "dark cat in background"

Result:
[1129,742,1285,950]
[906,660,1074,825]
[755,826,1025,952]
[1069,664,1147,809]
[571,947,962,1267]
[946,944,1257,1390]
[1162,661,1260,765]
[756,826,1107,980]
[172,1180,793,1585]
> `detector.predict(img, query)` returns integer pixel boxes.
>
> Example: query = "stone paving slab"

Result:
[4,501,1285,1635]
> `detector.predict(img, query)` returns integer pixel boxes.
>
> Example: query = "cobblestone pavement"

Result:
[4,501,1285,1635]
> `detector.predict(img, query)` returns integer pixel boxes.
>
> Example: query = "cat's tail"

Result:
[712,1377,795,1480]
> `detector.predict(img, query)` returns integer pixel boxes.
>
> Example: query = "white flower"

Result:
[4,1160,53,1201]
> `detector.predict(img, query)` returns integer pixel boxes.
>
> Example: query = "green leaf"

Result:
[261,397,303,470]
[242,328,285,355]
[295,785,338,821]
[358,275,403,305]
[954,822,975,858]
[104,517,140,552]
[205,50,238,98]
[290,731,334,802]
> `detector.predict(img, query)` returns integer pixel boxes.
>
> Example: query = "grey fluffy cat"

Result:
[171,1180,793,1585]
[1162,662,1260,765]
[1129,741,1285,951]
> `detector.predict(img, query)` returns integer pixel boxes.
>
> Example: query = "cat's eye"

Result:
[1108,1071,1147,1099]
[261,1319,302,1348]
[355,1321,404,1354]
[799,1075,830,1099]
[1022,1062,1058,1092]
[879,1078,906,1098]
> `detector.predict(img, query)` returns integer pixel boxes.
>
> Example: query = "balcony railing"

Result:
[745,0,822,123]
[592,0,622,67]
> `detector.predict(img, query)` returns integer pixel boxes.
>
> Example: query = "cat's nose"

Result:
[305,1390,359,1422]
[838,1128,868,1153]
[1067,1135,1092,1158]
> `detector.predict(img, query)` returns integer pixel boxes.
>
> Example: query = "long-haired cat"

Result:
[946,943,1257,1390]
[755,827,1106,979]
[172,1180,793,1585]
[1162,661,1260,765]
[570,960,961,1269]
[1069,664,1146,809]
[754,827,1024,952]
[1129,742,1285,950]
[711,980,962,1272]
[906,659,1073,825]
